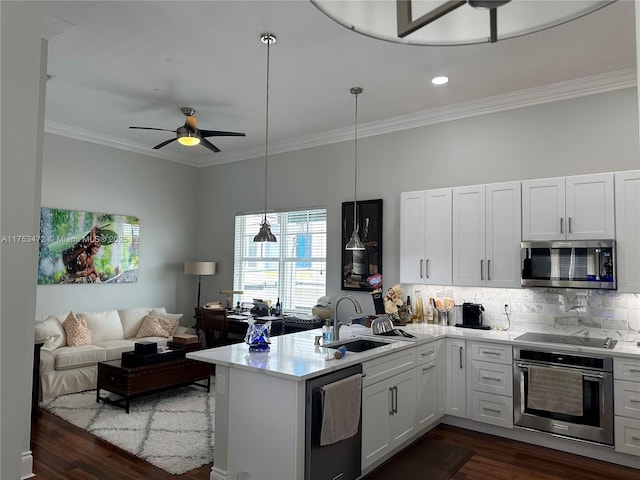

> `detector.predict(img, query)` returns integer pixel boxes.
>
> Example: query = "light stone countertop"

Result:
[187,322,640,382]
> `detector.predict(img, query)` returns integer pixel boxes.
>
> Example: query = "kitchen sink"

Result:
[325,338,392,352]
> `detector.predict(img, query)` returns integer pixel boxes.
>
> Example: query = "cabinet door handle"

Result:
[422,365,436,372]
[482,375,502,382]
[560,217,563,234]
[420,259,424,278]
[420,350,435,357]
[426,259,430,279]
[568,217,572,233]
[480,259,484,280]
[631,435,640,441]
[481,350,501,356]
[482,406,502,414]
[487,259,491,281]
[459,346,463,369]
[389,387,394,415]
[629,399,640,404]
[628,368,640,373]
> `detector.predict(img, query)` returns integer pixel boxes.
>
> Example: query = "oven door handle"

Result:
[516,363,605,380]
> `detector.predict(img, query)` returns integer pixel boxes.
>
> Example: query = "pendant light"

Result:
[254,33,277,243]
[345,87,365,251]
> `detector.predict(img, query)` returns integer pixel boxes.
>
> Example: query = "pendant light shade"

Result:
[254,33,277,243]
[345,87,365,251]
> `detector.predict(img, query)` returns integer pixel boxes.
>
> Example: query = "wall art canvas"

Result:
[38,207,140,284]
[341,199,383,291]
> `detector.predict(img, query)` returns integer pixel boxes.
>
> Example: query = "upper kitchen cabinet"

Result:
[615,170,640,293]
[452,182,521,287]
[400,189,452,285]
[522,173,615,241]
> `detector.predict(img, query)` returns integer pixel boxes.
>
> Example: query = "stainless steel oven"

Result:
[513,346,614,446]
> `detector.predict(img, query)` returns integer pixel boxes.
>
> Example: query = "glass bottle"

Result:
[322,320,333,342]
[275,297,281,316]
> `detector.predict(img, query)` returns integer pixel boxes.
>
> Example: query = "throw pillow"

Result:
[136,315,176,338]
[149,310,183,335]
[35,316,67,350]
[62,312,92,347]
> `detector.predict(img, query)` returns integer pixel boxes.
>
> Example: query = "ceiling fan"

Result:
[129,107,245,153]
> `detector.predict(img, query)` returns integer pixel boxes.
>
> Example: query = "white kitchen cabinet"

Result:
[467,341,513,428]
[362,349,416,469]
[400,188,452,285]
[445,338,466,417]
[614,357,640,457]
[452,182,521,287]
[415,340,444,429]
[522,173,615,241]
[614,170,640,293]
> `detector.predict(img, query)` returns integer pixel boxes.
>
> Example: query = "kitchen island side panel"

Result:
[227,367,306,480]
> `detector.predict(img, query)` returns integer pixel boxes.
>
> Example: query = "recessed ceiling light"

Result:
[432,76,450,85]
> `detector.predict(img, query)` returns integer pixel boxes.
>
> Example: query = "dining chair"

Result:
[199,307,231,348]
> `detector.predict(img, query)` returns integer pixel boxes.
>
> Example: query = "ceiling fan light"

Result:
[253,217,277,242]
[177,135,200,147]
[345,230,365,251]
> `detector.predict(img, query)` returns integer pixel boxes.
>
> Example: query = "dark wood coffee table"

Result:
[97,350,210,413]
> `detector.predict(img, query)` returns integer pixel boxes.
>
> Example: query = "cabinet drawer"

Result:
[614,380,640,418]
[363,350,416,387]
[469,391,513,429]
[615,416,640,457]
[468,360,513,396]
[469,341,512,364]
[416,340,440,366]
[614,357,640,382]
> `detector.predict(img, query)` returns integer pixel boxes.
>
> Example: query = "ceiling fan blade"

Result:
[129,126,177,133]
[200,137,221,153]
[199,129,246,138]
[153,137,178,150]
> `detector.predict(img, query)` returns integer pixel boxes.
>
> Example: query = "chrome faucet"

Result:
[330,295,363,342]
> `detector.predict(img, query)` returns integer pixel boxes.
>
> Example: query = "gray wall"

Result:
[197,88,640,311]
[1,2,45,478]
[37,134,200,317]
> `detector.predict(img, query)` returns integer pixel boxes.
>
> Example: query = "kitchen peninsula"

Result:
[188,324,640,480]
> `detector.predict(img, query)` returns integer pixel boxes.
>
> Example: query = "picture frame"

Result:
[341,199,383,291]
[38,207,140,284]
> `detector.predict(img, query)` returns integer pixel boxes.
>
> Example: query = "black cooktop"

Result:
[514,332,617,349]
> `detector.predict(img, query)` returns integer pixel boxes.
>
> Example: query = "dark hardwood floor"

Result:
[32,408,638,480]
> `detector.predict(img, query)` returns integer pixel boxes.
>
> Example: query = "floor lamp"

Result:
[184,261,216,308]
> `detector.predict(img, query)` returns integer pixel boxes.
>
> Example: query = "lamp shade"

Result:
[184,261,216,276]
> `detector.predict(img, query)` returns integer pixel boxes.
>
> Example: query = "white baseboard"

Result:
[21,450,34,479]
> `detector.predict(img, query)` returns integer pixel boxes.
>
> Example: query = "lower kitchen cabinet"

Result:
[362,368,416,469]
[614,357,640,456]
[415,340,444,429]
[445,338,466,417]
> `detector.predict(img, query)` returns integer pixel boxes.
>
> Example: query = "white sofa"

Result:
[35,307,196,401]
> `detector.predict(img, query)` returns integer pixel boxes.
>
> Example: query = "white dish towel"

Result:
[320,373,363,446]
[527,366,584,416]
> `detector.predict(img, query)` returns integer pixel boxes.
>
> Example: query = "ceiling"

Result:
[42,1,637,168]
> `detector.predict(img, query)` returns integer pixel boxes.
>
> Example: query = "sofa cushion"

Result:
[149,310,183,335]
[81,310,125,344]
[35,316,67,350]
[136,315,177,338]
[94,339,136,361]
[63,312,92,347]
[53,344,106,370]
[118,307,154,339]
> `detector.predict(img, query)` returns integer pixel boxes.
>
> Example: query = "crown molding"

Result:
[45,68,636,168]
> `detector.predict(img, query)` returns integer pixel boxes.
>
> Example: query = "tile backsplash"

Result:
[409,284,640,342]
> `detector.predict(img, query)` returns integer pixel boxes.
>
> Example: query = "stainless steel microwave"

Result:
[521,240,616,289]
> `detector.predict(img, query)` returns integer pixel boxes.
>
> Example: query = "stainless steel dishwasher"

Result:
[305,364,363,480]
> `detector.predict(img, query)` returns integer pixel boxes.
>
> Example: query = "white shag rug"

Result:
[40,383,215,475]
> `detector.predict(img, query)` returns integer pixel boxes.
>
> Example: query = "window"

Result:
[233,208,327,313]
